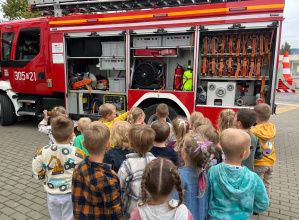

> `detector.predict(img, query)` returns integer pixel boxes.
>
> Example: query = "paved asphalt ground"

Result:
[0,92,298,220]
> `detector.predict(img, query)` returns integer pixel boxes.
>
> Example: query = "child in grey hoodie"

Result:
[129,158,193,220]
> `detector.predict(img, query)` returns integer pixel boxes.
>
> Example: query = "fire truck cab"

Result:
[0,0,284,126]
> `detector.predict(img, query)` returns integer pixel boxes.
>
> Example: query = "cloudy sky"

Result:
[0,0,298,48]
[281,0,299,48]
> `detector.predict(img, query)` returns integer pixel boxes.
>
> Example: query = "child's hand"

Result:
[43,110,50,121]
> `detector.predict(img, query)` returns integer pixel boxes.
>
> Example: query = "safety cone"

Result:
[276,51,296,93]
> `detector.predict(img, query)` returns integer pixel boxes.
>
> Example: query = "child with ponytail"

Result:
[166,117,190,167]
[170,133,212,220]
[130,158,193,220]
[217,109,235,135]
[127,107,146,125]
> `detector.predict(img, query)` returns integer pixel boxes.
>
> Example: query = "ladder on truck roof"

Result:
[28,0,252,16]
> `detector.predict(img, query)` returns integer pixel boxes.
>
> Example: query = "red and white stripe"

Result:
[276,89,295,93]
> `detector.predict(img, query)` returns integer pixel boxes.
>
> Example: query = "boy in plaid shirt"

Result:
[72,122,124,219]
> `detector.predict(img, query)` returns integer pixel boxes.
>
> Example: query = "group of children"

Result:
[32,102,276,220]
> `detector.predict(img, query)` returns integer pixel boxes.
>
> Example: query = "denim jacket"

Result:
[170,166,209,220]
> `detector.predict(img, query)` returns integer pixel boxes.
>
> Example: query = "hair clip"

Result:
[170,168,172,172]
[54,107,57,111]
[221,153,226,162]
[189,147,193,155]
[194,142,213,153]
[199,168,206,190]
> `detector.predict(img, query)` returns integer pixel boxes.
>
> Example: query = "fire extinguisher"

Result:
[173,63,184,90]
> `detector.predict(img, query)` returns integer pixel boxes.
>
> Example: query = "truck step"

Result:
[18,108,39,116]
[18,96,40,104]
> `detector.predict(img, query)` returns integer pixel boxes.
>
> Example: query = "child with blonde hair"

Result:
[251,103,276,196]
[99,103,128,148]
[103,121,133,173]
[127,107,145,125]
[74,117,92,156]
[208,129,269,219]
[38,106,76,145]
[170,132,211,220]
[217,109,235,135]
[130,158,193,220]
[118,125,156,220]
[99,103,128,130]
[166,116,190,167]
[189,111,204,129]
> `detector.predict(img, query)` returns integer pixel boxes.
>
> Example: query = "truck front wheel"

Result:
[0,94,14,126]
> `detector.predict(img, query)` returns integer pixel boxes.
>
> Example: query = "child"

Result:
[155,103,175,144]
[233,109,263,172]
[208,129,269,219]
[128,107,145,125]
[193,117,212,130]
[130,158,193,220]
[73,117,92,156]
[195,125,224,167]
[32,116,86,220]
[189,111,204,130]
[118,125,156,220]
[99,103,128,131]
[166,117,190,167]
[250,103,276,196]
[38,106,76,145]
[196,125,219,145]
[170,133,211,220]
[217,109,235,135]
[103,121,133,173]
[150,120,179,166]
[99,103,128,148]
[72,121,124,219]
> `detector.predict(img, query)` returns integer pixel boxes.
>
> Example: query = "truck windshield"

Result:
[2,32,14,61]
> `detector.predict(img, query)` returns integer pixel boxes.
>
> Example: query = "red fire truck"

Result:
[0,0,284,126]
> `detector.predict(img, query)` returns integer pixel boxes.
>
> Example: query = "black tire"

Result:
[48,183,54,189]
[62,148,70,155]
[144,104,179,125]
[59,185,67,192]
[0,94,14,126]
[51,146,57,151]
[64,164,70,170]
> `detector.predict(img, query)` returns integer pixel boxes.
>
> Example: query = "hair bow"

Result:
[194,142,213,153]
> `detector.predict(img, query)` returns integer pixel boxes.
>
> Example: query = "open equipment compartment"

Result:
[196,26,277,107]
[130,30,196,91]
[65,33,127,117]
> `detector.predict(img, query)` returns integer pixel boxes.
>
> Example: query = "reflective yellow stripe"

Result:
[97,14,153,22]
[247,4,284,10]
[168,8,229,16]
[49,4,284,25]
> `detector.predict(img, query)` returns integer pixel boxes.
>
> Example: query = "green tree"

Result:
[1,0,41,20]
[280,41,291,55]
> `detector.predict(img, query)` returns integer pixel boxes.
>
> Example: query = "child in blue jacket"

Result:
[208,129,269,220]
